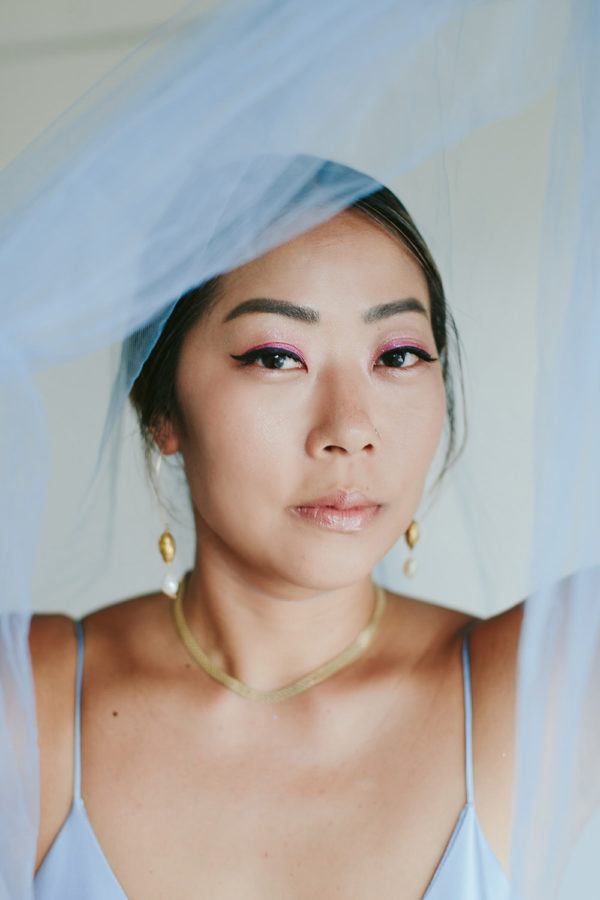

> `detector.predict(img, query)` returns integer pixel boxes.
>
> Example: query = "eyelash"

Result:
[230,345,438,372]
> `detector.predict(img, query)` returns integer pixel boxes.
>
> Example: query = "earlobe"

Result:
[151,418,180,456]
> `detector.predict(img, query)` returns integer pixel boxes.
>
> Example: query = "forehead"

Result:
[221,209,429,307]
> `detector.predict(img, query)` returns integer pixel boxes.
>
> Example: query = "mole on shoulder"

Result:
[112,710,119,716]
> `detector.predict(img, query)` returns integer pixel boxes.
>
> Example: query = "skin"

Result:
[29,209,524,898]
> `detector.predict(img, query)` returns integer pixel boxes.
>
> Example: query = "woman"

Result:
[29,183,524,898]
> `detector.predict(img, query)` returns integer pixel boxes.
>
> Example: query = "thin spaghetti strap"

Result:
[461,629,475,805]
[73,619,85,806]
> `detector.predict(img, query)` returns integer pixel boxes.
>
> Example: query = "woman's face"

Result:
[165,209,446,592]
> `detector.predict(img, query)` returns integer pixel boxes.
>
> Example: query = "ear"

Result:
[150,416,181,456]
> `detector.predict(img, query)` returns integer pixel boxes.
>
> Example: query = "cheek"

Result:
[180,379,295,516]
[390,375,447,476]
[428,378,448,448]
[421,377,447,454]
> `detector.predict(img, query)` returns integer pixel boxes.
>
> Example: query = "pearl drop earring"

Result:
[403,519,419,577]
[154,451,180,598]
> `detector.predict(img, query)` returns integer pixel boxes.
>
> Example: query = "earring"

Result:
[403,519,419,577]
[154,452,179,598]
[158,522,179,598]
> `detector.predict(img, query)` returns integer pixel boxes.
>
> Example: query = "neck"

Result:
[180,558,382,699]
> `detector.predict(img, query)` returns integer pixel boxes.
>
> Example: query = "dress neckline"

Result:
[39,791,507,899]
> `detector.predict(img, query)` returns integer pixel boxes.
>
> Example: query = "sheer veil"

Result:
[1,1,599,897]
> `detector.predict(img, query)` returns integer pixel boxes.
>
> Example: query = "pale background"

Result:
[1,0,547,620]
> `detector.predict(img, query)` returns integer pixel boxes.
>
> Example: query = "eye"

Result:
[230,347,303,370]
[230,345,438,372]
[376,346,438,370]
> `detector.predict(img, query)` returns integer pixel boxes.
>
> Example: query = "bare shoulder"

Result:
[466,600,526,864]
[84,587,167,628]
[468,598,526,676]
[29,589,166,874]
[79,588,173,669]
[382,586,479,636]
[28,613,78,738]
[28,586,168,731]
[381,585,525,670]
[29,610,76,660]
[466,596,526,739]
[28,613,77,872]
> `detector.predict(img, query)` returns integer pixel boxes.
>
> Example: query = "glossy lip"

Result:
[295,490,379,510]
[290,503,381,533]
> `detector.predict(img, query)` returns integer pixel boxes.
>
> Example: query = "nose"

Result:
[305,370,381,457]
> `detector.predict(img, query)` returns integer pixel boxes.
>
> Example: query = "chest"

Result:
[79,676,474,899]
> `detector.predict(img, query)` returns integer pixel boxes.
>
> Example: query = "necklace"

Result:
[170,569,388,703]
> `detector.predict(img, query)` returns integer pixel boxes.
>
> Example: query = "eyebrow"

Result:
[221,296,429,325]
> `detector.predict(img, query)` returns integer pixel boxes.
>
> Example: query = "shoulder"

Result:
[28,588,166,675]
[79,588,173,666]
[464,600,525,862]
[28,588,169,742]
[464,599,525,788]
[29,613,78,727]
[381,586,525,673]
[382,586,480,651]
[468,598,525,678]
[29,592,169,873]
[412,587,525,661]
[466,598,526,733]
[29,613,78,872]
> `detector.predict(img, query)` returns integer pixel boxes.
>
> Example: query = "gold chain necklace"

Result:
[170,570,387,703]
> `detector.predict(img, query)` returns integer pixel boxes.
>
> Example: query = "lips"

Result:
[290,489,382,531]
[290,502,381,532]
[295,490,379,511]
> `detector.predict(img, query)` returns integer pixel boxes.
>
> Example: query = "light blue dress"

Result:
[34,620,511,898]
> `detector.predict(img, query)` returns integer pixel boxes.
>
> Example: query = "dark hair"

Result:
[129,178,466,502]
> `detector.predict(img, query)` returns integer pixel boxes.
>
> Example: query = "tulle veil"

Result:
[1,0,599,897]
